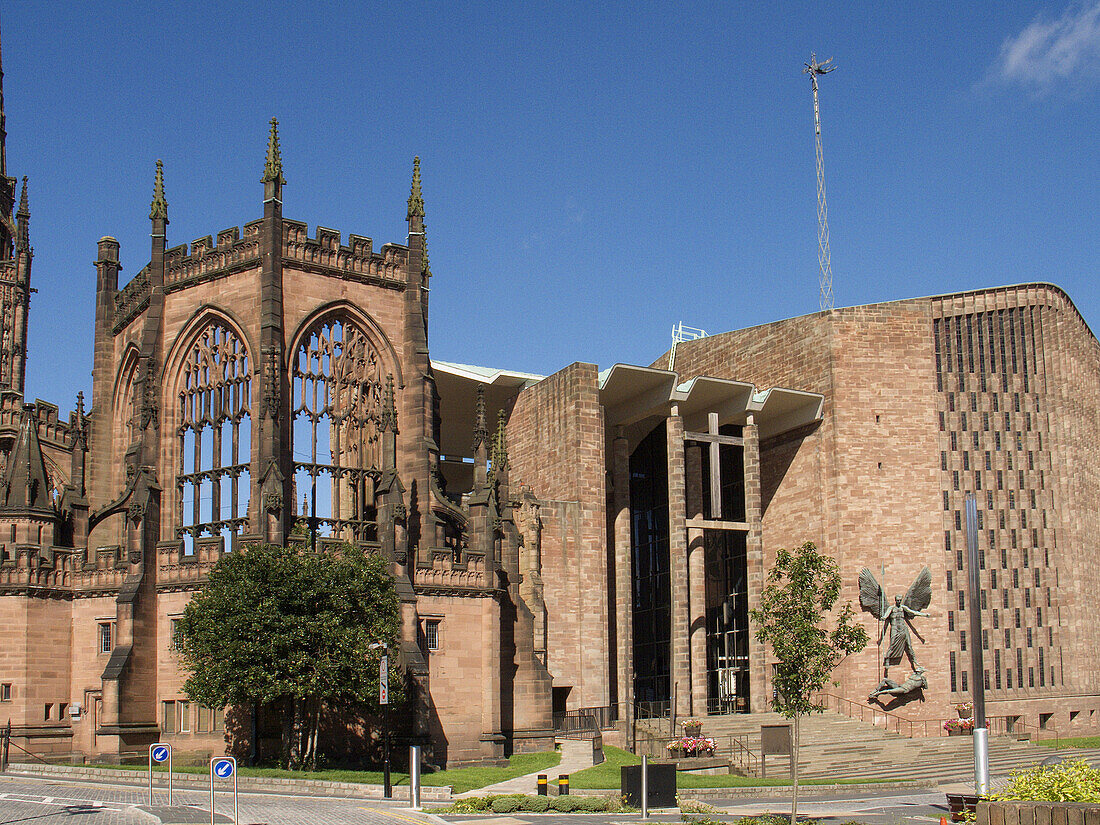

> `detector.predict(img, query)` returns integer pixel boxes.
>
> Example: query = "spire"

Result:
[380,374,398,434]
[15,175,27,250]
[472,384,488,453]
[407,156,424,220]
[74,391,88,449]
[149,160,168,222]
[262,117,284,185]
[422,232,431,279]
[490,409,509,476]
[0,405,53,514]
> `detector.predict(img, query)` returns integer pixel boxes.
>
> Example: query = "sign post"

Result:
[380,651,391,798]
[210,756,238,825]
[148,742,172,805]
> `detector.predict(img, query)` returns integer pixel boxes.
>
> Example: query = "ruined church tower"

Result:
[0,27,31,395]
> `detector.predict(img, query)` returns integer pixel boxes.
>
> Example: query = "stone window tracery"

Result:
[176,322,251,551]
[292,317,382,542]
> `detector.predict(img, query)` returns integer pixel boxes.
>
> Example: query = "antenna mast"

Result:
[804,53,835,311]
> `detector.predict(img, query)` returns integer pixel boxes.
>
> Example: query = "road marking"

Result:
[0,794,115,810]
[362,807,447,825]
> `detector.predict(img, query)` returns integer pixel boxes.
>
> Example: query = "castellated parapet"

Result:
[109,220,409,335]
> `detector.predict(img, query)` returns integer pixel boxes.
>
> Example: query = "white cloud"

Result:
[996,1,1100,89]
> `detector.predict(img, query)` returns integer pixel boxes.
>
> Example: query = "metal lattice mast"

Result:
[805,53,835,311]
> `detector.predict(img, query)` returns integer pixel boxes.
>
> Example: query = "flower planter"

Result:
[682,723,703,737]
[666,735,718,760]
[948,728,973,736]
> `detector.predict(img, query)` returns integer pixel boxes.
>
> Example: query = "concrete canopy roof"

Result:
[599,363,823,442]
[432,360,544,459]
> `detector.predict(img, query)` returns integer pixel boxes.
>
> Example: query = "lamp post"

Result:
[370,642,391,798]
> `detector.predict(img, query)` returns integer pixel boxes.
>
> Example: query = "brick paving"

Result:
[0,773,446,825]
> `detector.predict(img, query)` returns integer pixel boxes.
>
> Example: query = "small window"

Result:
[0,683,10,702]
[179,700,191,733]
[59,702,68,719]
[425,619,441,652]
[169,618,184,652]
[44,702,52,721]
[163,700,176,733]
[98,621,114,653]
[197,705,212,733]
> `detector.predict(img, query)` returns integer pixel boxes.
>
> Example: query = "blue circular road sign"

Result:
[151,745,170,763]
[213,758,235,778]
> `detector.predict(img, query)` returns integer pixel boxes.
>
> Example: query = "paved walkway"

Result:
[457,740,595,797]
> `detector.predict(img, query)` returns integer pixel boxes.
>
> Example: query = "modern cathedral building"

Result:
[1,53,1098,766]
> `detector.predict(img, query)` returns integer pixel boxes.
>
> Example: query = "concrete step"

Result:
[638,709,1100,783]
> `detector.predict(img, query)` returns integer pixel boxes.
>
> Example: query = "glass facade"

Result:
[630,422,671,705]
[704,529,750,712]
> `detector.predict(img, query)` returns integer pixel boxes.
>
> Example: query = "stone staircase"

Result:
[638,710,1100,783]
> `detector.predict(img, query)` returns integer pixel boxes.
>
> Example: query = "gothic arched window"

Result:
[177,322,251,551]
[292,317,382,542]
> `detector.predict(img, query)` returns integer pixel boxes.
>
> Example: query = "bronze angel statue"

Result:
[859,566,932,673]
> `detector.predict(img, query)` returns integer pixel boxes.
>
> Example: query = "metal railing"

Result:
[727,733,759,775]
[633,700,671,721]
[817,693,1063,744]
[987,715,1060,746]
[632,727,759,776]
[552,707,607,766]
[553,704,618,734]
[815,692,942,737]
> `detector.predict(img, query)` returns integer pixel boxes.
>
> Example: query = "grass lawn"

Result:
[65,750,561,795]
[1034,736,1100,749]
[569,746,906,789]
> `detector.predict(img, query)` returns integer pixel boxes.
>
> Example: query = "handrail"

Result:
[632,726,760,776]
[815,691,941,738]
[816,692,1061,744]
[727,733,759,775]
[553,704,619,733]
[987,715,1059,747]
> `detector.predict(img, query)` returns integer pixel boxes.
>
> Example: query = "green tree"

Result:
[177,543,400,769]
[749,541,868,825]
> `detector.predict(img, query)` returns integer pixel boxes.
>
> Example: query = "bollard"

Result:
[641,755,648,819]
[409,745,421,809]
[558,774,569,795]
[537,774,547,795]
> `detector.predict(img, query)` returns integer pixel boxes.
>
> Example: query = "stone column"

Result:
[666,410,691,717]
[743,416,767,711]
[480,589,504,761]
[685,442,708,716]
[611,428,634,732]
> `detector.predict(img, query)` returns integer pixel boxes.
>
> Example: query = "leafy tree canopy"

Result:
[749,541,868,825]
[178,543,400,742]
[750,541,868,718]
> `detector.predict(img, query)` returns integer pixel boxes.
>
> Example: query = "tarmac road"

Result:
[0,772,445,825]
[0,771,955,825]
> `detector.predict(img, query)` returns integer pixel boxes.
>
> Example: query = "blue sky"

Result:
[4,1,1098,407]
